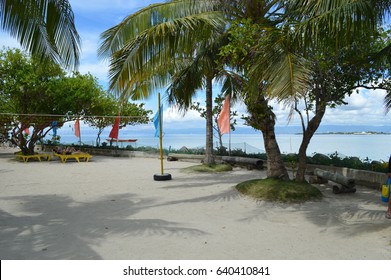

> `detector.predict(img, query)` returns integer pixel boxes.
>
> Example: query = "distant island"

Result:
[311,131,391,135]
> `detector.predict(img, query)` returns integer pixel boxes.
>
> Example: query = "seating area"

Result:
[14,149,92,163]
[54,152,92,163]
[15,153,53,163]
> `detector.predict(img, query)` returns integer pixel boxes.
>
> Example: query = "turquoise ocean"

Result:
[47,124,391,162]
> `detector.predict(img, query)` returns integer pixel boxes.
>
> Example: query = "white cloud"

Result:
[0,32,20,49]
[325,89,390,125]
[78,62,109,86]
[69,0,159,13]
[165,107,201,122]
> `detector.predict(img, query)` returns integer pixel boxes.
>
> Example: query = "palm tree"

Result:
[244,0,391,182]
[98,0,225,165]
[218,0,292,180]
[291,0,391,182]
[166,35,237,164]
[0,0,81,69]
[99,0,389,179]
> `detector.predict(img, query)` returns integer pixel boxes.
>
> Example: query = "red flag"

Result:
[74,119,81,138]
[109,113,120,139]
[218,95,230,135]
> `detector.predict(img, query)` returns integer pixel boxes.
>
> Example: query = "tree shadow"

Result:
[0,193,206,260]
[161,168,265,189]
[239,184,391,237]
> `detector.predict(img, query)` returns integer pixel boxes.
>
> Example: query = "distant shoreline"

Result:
[295,131,391,135]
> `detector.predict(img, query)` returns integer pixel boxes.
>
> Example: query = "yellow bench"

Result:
[54,153,92,163]
[15,153,52,163]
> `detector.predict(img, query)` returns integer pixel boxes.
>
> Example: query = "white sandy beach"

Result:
[0,147,390,260]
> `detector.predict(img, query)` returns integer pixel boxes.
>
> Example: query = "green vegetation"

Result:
[182,164,233,173]
[98,0,391,181]
[0,48,151,155]
[236,178,322,203]
[306,152,388,173]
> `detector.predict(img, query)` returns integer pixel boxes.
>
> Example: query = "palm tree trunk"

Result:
[245,93,289,180]
[261,116,289,180]
[204,76,215,165]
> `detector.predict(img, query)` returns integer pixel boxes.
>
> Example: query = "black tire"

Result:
[332,185,340,194]
[153,173,172,181]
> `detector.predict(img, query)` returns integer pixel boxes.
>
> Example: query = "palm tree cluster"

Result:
[97,0,391,181]
[3,0,391,181]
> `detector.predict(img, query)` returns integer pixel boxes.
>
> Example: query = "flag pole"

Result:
[153,92,172,181]
[229,128,231,156]
[78,119,81,145]
[158,92,164,175]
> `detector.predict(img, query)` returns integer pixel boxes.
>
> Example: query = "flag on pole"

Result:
[74,119,81,138]
[52,121,58,137]
[217,95,230,135]
[153,105,163,138]
[109,113,120,139]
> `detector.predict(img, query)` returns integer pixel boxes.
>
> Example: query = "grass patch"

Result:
[182,164,233,173]
[236,178,322,203]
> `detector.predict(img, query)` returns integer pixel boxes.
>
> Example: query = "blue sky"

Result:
[1,0,391,132]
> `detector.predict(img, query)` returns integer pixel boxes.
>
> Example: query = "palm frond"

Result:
[98,0,221,59]
[105,11,225,97]
[289,0,387,48]
[166,55,205,110]
[0,0,81,70]
[264,51,312,104]
[384,91,391,114]
[250,27,312,105]
[216,70,246,101]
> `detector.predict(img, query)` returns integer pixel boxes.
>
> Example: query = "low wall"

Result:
[40,145,386,189]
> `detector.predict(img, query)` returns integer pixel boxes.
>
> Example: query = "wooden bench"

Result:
[54,153,92,163]
[15,153,52,163]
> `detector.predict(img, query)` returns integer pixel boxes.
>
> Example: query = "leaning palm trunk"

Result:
[245,93,289,180]
[262,120,289,180]
[204,76,215,165]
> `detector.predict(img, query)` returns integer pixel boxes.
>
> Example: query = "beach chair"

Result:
[15,153,52,163]
[54,152,92,163]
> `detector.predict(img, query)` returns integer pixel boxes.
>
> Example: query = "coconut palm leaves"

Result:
[0,0,81,70]
[98,0,225,100]
[288,0,391,49]
[249,27,313,105]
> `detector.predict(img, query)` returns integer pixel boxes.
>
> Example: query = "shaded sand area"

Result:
[0,148,390,260]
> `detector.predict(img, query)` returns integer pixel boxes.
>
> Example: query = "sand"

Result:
[0,147,390,260]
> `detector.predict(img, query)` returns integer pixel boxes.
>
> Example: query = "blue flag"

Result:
[52,121,58,137]
[153,105,163,137]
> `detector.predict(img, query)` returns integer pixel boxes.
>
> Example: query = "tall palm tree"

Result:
[98,0,225,164]
[166,33,243,164]
[0,0,81,69]
[218,0,292,180]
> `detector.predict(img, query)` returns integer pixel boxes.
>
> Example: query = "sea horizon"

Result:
[45,123,391,162]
